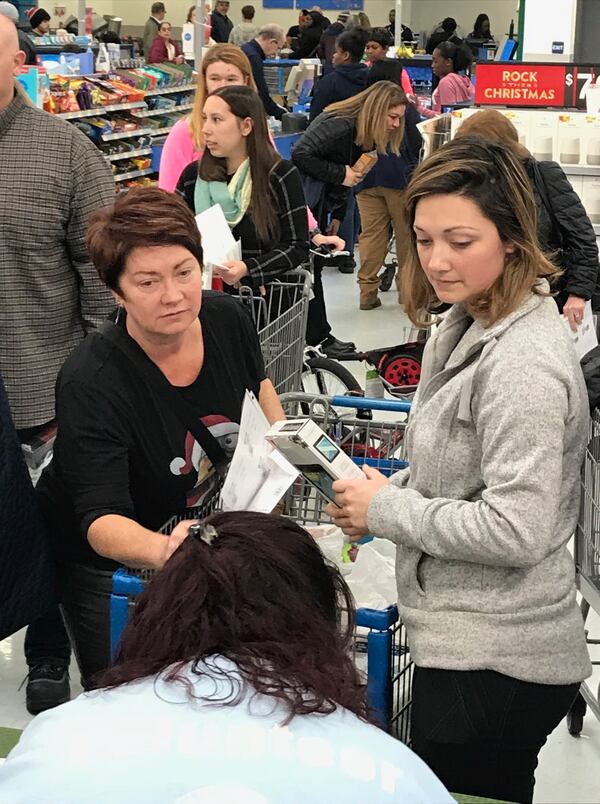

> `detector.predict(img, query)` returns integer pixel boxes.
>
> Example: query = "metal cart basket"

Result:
[568,408,600,735]
[111,395,413,740]
[237,269,311,396]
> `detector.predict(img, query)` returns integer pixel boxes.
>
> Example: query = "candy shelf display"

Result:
[48,63,196,190]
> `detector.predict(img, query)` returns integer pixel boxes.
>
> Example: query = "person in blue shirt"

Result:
[0,512,453,804]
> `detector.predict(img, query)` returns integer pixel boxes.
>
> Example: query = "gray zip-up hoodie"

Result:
[368,285,592,685]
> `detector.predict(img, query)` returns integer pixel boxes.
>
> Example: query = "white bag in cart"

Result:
[348,538,397,610]
[310,525,398,609]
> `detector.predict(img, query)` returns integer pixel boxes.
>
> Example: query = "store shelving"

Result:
[150,126,175,137]
[144,82,196,97]
[563,165,600,177]
[103,147,153,162]
[57,101,146,119]
[132,103,193,118]
[54,74,195,188]
[114,167,155,183]
[101,127,155,142]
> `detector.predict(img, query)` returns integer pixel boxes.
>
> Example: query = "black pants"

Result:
[306,257,331,346]
[24,606,71,666]
[410,666,579,804]
[60,563,114,689]
[18,420,72,670]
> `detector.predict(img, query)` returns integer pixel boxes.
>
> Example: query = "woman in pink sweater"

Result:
[420,41,474,118]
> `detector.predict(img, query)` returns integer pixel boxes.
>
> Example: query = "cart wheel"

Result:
[301,357,362,415]
[567,693,586,737]
[380,353,422,387]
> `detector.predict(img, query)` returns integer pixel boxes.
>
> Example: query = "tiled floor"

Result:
[1,265,600,802]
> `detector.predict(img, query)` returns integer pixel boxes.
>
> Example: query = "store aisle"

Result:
[0,266,599,803]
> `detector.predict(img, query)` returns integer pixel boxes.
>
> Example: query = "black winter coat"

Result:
[210,10,233,43]
[309,63,368,122]
[527,158,600,307]
[0,375,57,639]
[293,12,327,58]
[291,113,362,222]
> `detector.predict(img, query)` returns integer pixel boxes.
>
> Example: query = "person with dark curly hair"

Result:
[0,512,452,804]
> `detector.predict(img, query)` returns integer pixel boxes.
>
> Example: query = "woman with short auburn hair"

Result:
[327,137,591,804]
[36,187,285,685]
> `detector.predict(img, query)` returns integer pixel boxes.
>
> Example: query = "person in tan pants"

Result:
[356,186,406,308]
[356,64,422,310]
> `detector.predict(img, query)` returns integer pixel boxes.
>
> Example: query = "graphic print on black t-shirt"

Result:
[169,414,240,507]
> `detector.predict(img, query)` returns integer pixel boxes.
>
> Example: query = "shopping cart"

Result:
[236,268,311,396]
[110,395,413,739]
[567,408,600,736]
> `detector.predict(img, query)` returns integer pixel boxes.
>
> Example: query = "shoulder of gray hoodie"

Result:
[368,287,592,685]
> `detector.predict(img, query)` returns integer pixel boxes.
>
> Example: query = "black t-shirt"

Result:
[37,292,266,571]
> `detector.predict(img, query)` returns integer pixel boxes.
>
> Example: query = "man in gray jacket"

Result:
[142,1,166,55]
[0,15,115,714]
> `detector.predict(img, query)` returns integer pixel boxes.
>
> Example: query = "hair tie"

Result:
[188,522,219,546]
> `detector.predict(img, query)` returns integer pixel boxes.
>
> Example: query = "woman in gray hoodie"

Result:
[327,137,591,804]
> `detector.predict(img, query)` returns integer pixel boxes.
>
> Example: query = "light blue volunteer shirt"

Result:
[0,656,452,804]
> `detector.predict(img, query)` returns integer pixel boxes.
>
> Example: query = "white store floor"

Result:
[1,265,600,803]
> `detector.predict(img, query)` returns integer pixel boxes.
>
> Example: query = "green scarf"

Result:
[194,158,252,229]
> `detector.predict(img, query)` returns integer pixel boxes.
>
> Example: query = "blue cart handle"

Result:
[329,396,412,414]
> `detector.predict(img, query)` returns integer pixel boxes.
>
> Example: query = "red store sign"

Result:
[475,63,600,109]
[475,64,568,107]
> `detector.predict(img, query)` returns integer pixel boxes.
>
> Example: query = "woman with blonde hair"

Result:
[326,136,591,803]
[159,44,256,191]
[455,109,599,330]
[292,81,407,346]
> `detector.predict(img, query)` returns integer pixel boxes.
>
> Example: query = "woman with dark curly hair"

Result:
[0,512,451,804]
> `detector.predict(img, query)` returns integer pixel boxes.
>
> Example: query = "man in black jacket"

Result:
[242,25,286,121]
[385,8,414,43]
[425,17,462,54]
[317,11,349,70]
[309,29,367,122]
[210,0,233,43]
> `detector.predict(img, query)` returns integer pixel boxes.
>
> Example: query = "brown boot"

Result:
[360,297,382,311]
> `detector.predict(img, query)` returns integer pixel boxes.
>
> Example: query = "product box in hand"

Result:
[352,150,378,178]
[266,419,364,503]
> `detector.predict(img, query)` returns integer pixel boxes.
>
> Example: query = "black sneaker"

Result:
[379,264,396,292]
[337,257,356,275]
[25,662,70,715]
[320,336,357,358]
